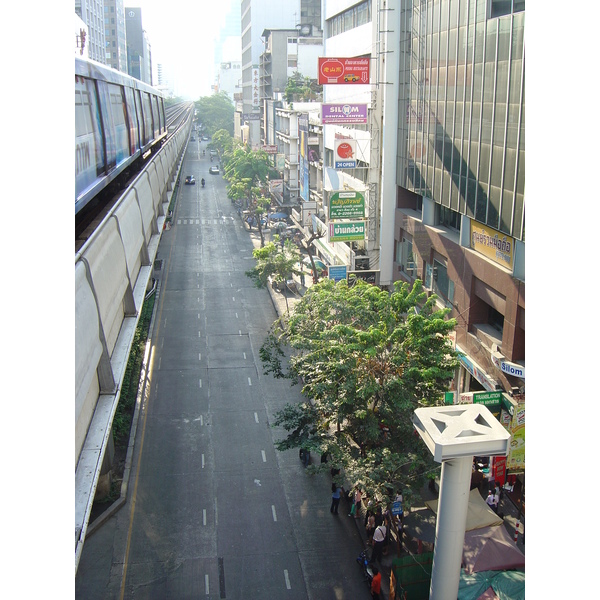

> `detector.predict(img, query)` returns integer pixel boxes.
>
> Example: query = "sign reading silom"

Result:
[330,191,365,219]
[328,221,365,242]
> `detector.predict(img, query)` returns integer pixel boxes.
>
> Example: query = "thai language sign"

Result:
[328,265,348,282]
[322,103,368,124]
[470,221,514,269]
[328,221,366,242]
[318,57,370,85]
[329,191,365,219]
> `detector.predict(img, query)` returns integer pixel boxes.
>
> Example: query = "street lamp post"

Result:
[412,405,510,600]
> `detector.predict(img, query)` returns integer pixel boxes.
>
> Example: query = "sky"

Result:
[125,0,240,99]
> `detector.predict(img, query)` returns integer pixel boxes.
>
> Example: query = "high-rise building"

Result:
[75,0,106,63]
[392,0,525,440]
[104,0,127,72]
[125,7,152,84]
[240,0,321,147]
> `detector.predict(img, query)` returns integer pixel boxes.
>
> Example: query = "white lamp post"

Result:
[413,405,510,600]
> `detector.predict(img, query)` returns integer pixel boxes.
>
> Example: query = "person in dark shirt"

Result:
[371,566,381,599]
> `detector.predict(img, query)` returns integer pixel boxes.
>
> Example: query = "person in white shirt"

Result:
[486,490,497,512]
[370,523,387,564]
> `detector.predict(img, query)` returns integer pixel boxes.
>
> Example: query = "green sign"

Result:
[328,221,366,242]
[330,191,365,219]
[473,390,502,417]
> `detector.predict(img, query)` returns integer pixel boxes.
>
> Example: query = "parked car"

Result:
[209,166,220,175]
[191,137,196,141]
[202,136,209,141]
[185,175,196,185]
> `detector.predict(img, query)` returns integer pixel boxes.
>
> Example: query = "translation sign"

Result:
[318,57,370,85]
[330,191,365,219]
[322,103,368,124]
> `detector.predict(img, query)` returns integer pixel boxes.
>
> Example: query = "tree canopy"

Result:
[261,278,461,506]
[195,92,234,137]
[246,240,302,312]
[224,146,279,246]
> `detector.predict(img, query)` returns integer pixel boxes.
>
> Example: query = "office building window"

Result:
[490,0,525,18]
[398,237,417,279]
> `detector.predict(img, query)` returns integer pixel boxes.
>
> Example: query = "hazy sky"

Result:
[125,0,239,99]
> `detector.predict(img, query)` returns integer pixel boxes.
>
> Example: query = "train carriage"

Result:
[75,57,166,215]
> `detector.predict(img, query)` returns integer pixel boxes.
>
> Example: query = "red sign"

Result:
[318,57,370,85]
[492,456,507,486]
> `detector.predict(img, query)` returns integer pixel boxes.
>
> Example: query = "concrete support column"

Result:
[430,456,472,600]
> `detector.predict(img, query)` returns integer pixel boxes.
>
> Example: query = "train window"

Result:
[124,87,139,154]
[108,83,129,165]
[75,76,105,196]
[141,92,153,145]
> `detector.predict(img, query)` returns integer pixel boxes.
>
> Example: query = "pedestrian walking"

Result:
[493,486,501,512]
[349,486,362,518]
[486,489,497,513]
[370,566,382,600]
[365,510,376,545]
[371,523,387,564]
[330,483,342,515]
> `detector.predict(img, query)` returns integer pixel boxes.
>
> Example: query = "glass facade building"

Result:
[397,0,525,241]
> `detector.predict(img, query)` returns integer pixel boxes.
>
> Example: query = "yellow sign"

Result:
[506,404,525,470]
[470,221,514,269]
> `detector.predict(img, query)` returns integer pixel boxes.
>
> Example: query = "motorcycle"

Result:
[201,178,205,188]
[356,549,374,586]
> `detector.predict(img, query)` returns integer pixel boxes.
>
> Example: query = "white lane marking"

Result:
[199,353,202,361]
[254,412,259,423]
[236,312,238,319]
[248,377,252,386]
[203,509,207,526]
[284,570,291,589]
[214,497,218,526]
[158,357,161,370]
[243,352,247,360]
[202,454,205,468]
[199,379,202,388]
[205,574,209,594]
[261,450,266,462]
[272,505,277,522]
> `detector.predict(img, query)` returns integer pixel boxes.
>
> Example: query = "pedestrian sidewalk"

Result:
[244,218,525,597]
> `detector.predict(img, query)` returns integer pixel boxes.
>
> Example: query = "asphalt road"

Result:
[75,140,372,600]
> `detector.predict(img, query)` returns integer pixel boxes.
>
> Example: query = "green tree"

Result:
[284,71,323,103]
[262,279,460,504]
[210,129,234,160]
[224,146,279,246]
[195,92,234,136]
[246,239,302,312]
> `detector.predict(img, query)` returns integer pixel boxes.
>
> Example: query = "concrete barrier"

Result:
[75,116,192,571]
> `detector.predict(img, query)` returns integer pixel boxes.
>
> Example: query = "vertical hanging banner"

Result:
[299,113,309,202]
[318,57,370,85]
[252,67,260,108]
[334,139,357,168]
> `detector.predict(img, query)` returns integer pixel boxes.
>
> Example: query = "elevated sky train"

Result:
[75,57,167,215]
